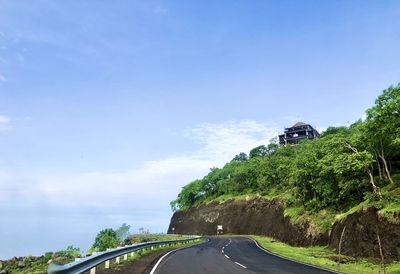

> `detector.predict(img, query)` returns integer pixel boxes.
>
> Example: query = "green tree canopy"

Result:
[170,85,399,212]
[91,228,119,252]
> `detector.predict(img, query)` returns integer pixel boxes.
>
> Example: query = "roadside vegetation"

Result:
[251,235,400,274]
[95,238,205,274]
[129,233,190,243]
[0,223,193,274]
[0,246,81,274]
[89,223,188,253]
[171,84,400,234]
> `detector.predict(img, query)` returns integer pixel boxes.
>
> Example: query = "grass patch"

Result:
[335,185,400,224]
[249,235,400,274]
[129,233,189,243]
[335,200,370,221]
[201,193,263,205]
[283,205,336,234]
[195,187,293,208]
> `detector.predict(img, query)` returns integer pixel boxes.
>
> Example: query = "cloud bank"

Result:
[1,120,279,211]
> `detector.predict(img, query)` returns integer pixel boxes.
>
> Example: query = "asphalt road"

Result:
[151,236,338,274]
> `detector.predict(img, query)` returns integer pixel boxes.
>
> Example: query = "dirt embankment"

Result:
[329,207,400,262]
[169,198,400,262]
[168,197,328,246]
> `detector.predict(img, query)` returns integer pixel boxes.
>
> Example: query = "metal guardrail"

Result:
[48,236,202,274]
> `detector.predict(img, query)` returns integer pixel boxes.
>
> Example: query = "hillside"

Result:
[169,84,400,261]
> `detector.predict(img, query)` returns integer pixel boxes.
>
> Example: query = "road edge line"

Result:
[245,237,342,274]
[234,261,247,269]
[149,238,209,274]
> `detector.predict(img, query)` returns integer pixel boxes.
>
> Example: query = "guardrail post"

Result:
[46,236,202,274]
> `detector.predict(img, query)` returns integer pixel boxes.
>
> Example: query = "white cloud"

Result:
[188,120,279,162]
[36,121,277,206]
[0,73,6,82]
[0,115,9,124]
[0,120,279,233]
[0,115,10,130]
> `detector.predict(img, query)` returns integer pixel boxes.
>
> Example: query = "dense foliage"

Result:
[91,224,133,252]
[91,228,119,252]
[171,85,400,212]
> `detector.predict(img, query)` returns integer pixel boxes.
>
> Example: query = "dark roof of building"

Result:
[292,122,308,127]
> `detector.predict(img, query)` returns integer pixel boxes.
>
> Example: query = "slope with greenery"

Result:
[170,85,400,232]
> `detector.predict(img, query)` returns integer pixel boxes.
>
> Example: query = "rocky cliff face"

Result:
[329,207,400,262]
[168,198,400,262]
[168,197,328,246]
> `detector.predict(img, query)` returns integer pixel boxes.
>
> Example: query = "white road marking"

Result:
[222,250,224,253]
[149,239,209,274]
[234,262,247,269]
[149,248,180,274]
[224,254,230,259]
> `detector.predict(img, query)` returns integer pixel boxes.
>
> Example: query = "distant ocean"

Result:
[0,206,169,259]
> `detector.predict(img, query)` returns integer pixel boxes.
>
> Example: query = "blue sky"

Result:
[0,0,399,258]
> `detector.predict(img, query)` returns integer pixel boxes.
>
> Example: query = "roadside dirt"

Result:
[168,197,328,246]
[168,197,400,262]
[82,249,170,274]
[329,207,400,262]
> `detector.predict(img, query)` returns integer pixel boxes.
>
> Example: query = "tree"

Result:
[232,152,248,162]
[249,145,268,158]
[116,223,131,241]
[91,228,119,251]
[340,141,381,199]
[170,180,205,210]
[320,126,350,137]
[266,143,279,155]
[365,84,400,185]
[169,85,399,211]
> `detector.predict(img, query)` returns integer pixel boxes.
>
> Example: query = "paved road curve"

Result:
[151,237,338,274]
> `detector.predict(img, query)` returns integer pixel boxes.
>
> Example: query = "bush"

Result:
[91,228,119,252]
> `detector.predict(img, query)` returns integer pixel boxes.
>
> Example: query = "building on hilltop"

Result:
[278,122,320,145]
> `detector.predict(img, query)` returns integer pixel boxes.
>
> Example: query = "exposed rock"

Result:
[329,207,400,262]
[169,198,400,262]
[168,197,328,246]
[17,261,25,268]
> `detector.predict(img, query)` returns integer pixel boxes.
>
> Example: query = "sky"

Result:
[0,0,399,259]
